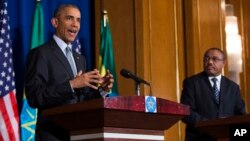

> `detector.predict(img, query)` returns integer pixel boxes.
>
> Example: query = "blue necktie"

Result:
[212,78,220,104]
[65,47,77,76]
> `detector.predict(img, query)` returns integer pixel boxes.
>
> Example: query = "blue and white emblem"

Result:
[145,96,157,113]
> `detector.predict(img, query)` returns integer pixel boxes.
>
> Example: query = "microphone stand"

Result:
[136,81,140,96]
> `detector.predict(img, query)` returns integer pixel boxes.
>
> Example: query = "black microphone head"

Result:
[120,69,131,78]
[120,68,151,86]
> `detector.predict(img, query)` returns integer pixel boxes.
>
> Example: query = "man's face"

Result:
[52,7,81,43]
[203,50,225,76]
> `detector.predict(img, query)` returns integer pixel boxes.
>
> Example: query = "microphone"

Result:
[120,69,150,86]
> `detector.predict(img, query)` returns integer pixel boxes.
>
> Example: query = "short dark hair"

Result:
[204,47,226,60]
[53,4,80,18]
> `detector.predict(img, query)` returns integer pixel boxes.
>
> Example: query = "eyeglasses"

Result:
[203,56,224,63]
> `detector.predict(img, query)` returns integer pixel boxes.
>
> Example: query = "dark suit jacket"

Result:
[181,72,246,141]
[25,39,101,141]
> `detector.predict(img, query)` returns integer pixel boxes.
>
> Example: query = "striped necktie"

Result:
[65,47,77,76]
[212,78,220,104]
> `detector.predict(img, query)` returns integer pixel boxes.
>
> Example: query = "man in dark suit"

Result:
[25,4,114,141]
[181,48,246,141]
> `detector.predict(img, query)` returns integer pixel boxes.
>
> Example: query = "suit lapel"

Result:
[73,52,83,74]
[49,40,75,78]
[219,77,227,106]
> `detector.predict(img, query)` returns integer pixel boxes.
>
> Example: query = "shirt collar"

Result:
[53,35,72,53]
[208,74,222,85]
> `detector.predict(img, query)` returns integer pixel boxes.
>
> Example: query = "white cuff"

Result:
[99,87,110,98]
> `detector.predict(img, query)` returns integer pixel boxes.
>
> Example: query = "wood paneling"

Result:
[184,0,225,76]
[241,0,250,112]
[144,0,185,140]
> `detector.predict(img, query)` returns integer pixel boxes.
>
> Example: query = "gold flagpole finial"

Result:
[103,10,108,14]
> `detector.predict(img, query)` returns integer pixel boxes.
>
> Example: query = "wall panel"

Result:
[184,0,225,76]
[242,0,250,112]
[147,0,184,140]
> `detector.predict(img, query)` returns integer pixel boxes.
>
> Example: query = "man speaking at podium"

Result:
[25,4,114,141]
[181,48,246,141]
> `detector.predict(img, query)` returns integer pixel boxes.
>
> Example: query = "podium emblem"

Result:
[145,96,157,113]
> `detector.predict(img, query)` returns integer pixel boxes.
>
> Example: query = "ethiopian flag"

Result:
[98,11,118,97]
[20,1,44,141]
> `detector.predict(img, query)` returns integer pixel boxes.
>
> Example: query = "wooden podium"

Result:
[42,96,189,141]
[195,114,250,141]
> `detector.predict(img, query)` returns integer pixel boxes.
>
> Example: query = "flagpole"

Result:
[102,10,108,27]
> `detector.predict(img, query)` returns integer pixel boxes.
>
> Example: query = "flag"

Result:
[0,1,20,141]
[98,11,118,97]
[72,36,82,54]
[30,1,44,49]
[20,1,44,141]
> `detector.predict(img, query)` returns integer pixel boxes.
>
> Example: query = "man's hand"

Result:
[100,70,114,92]
[69,69,103,90]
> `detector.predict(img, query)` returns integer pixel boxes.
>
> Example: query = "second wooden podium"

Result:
[43,96,189,141]
[196,114,250,141]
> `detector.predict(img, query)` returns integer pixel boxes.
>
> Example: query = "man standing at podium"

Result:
[25,4,114,141]
[181,48,246,141]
